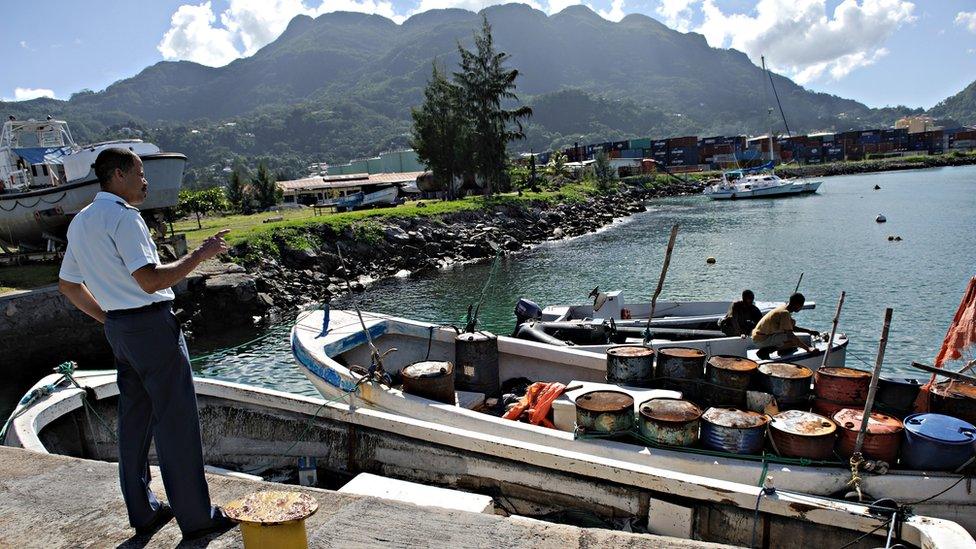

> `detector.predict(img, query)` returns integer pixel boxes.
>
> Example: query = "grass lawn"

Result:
[173,182,607,249]
[0,264,61,295]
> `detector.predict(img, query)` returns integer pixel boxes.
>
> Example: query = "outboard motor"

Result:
[512,298,543,335]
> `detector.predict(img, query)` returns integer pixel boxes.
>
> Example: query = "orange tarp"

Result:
[915,276,976,412]
[934,276,976,367]
[502,382,567,429]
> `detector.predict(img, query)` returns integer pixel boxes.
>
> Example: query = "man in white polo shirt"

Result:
[58,148,233,539]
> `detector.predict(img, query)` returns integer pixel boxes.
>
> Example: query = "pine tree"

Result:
[454,16,532,196]
[226,169,250,213]
[411,63,469,200]
[253,163,281,209]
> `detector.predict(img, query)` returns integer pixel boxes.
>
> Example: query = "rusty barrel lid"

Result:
[832,408,903,434]
[707,355,758,372]
[456,331,496,343]
[658,347,706,359]
[932,381,976,400]
[576,390,634,413]
[223,491,318,525]
[401,360,453,379]
[702,407,769,429]
[758,362,813,379]
[640,398,702,423]
[607,345,655,358]
[770,410,836,437]
[817,367,871,380]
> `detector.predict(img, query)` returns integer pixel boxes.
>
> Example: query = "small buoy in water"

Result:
[874,184,881,190]
[894,236,902,241]
[876,214,887,223]
[887,235,894,241]
[706,256,716,264]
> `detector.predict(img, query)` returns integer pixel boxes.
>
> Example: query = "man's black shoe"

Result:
[756,347,772,360]
[135,503,173,536]
[182,508,236,540]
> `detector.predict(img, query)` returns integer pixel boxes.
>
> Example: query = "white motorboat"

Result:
[291,309,974,534]
[513,291,843,371]
[0,118,185,246]
[4,370,973,546]
[535,289,815,330]
[704,170,821,200]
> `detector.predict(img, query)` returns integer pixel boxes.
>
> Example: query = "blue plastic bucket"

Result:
[902,413,976,471]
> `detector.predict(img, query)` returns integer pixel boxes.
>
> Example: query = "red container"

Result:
[815,367,871,402]
[833,408,903,463]
[812,398,849,418]
[769,410,837,459]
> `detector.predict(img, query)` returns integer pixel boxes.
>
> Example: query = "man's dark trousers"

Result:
[104,301,214,533]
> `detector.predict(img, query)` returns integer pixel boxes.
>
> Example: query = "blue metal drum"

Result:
[901,413,976,471]
[700,407,769,455]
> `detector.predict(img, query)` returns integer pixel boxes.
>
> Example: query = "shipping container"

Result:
[620,149,643,158]
[612,140,629,150]
[629,138,652,149]
[668,135,698,148]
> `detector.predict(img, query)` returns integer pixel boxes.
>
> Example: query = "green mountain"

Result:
[929,80,976,126]
[1,4,930,183]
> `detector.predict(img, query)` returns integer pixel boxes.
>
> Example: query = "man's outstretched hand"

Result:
[197,229,230,261]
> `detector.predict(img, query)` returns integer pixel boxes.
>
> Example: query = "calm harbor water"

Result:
[190,165,976,396]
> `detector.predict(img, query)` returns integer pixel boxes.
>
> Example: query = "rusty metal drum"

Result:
[454,331,500,396]
[639,398,702,447]
[758,362,813,409]
[606,346,655,387]
[704,355,757,407]
[656,347,706,400]
[930,381,976,425]
[833,408,903,463]
[575,390,635,434]
[768,410,837,459]
[700,407,769,455]
[400,361,456,405]
[815,367,872,402]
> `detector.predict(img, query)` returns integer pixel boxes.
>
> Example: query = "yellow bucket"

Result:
[223,491,318,549]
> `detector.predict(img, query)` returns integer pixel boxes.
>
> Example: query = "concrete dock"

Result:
[0,447,731,548]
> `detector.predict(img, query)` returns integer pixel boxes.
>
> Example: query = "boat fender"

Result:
[876,214,887,223]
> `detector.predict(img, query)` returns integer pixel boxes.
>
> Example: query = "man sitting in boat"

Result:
[752,293,819,359]
[718,289,762,336]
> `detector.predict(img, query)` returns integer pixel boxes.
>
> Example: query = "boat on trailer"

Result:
[291,309,975,534]
[4,371,973,547]
[515,292,844,371]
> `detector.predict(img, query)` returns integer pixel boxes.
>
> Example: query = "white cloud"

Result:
[19,40,28,49]
[696,0,915,84]
[592,0,626,22]
[12,87,56,101]
[158,2,242,66]
[656,0,697,31]
[956,11,976,33]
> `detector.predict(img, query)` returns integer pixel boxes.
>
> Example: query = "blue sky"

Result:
[3,0,975,109]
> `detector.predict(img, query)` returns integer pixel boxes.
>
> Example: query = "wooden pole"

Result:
[820,292,846,370]
[793,272,804,294]
[644,223,679,343]
[853,308,893,457]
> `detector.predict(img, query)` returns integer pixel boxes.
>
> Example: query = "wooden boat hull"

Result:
[5,371,972,547]
[291,310,976,535]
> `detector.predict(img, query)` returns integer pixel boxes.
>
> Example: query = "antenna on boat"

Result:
[793,272,804,294]
[643,223,679,345]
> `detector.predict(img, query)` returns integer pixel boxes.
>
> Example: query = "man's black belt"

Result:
[106,300,173,318]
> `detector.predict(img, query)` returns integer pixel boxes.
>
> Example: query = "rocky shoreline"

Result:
[174,181,702,338]
[0,181,701,385]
